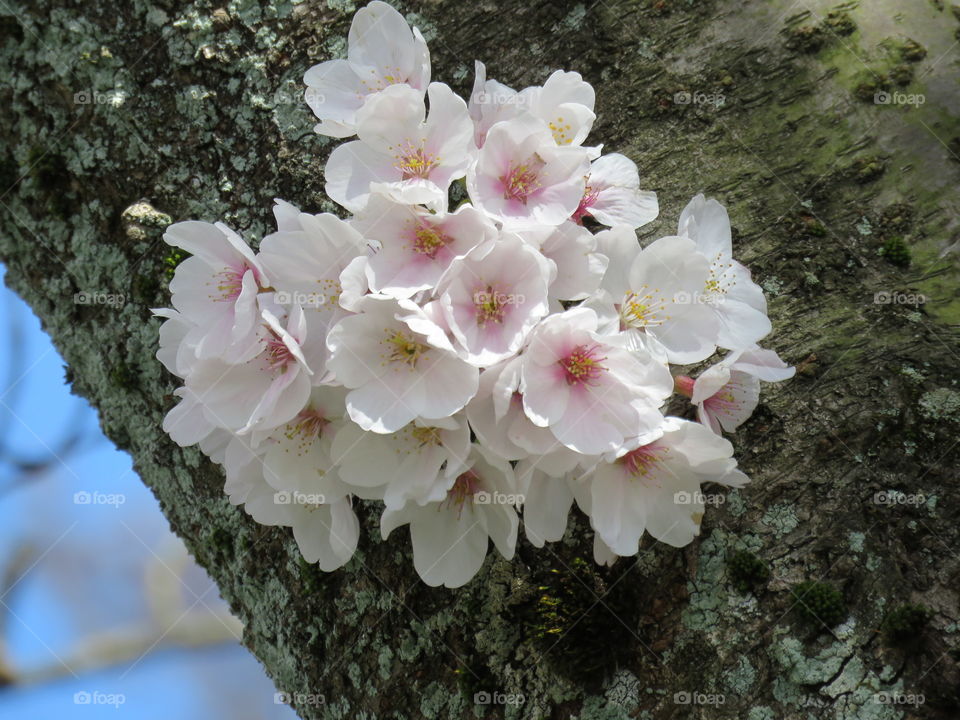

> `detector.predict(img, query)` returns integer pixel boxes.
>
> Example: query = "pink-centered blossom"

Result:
[325,295,478,433]
[325,82,474,213]
[520,307,673,455]
[467,115,590,229]
[436,234,553,366]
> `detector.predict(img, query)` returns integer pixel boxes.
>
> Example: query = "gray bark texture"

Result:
[1,0,959,718]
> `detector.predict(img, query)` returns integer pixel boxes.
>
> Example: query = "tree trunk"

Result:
[2,0,959,718]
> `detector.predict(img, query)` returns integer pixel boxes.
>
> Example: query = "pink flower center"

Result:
[411,223,452,259]
[704,383,743,414]
[443,469,482,517]
[394,141,438,180]
[619,444,669,481]
[213,265,247,302]
[265,332,296,372]
[500,158,543,204]
[558,344,607,386]
[572,184,600,223]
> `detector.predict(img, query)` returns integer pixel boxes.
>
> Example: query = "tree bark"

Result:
[1,0,959,718]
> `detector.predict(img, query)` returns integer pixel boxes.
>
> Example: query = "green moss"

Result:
[786,24,825,53]
[209,526,236,562]
[0,15,24,41]
[27,146,68,190]
[889,63,914,86]
[898,38,927,62]
[853,73,889,102]
[881,603,931,646]
[518,554,640,681]
[297,555,326,593]
[849,156,886,184]
[727,550,770,593]
[792,581,847,629]
[879,236,910,267]
[823,11,856,37]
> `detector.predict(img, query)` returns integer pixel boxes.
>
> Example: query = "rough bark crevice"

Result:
[1,1,959,718]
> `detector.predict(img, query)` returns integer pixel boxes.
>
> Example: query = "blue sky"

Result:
[0,265,295,719]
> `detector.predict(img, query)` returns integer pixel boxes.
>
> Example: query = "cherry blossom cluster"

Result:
[155,1,794,588]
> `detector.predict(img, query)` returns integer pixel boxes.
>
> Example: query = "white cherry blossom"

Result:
[587,417,749,556]
[331,415,470,509]
[467,115,590,229]
[573,153,659,228]
[164,220,267,363]
[678,194,771,350]
[436,234,553,366]
[326,295,478,433]
[520,307,673,455]
[325,82,473,213]
[676,347,795,434]
[351,194,496,298]
[304,0,430,138]
[381,446,519,588]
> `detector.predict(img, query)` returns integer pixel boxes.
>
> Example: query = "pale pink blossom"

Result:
[520,307,673,455]
[573,153,658,228]
[587,417,749,555]
[436,234,553,366]
[467,115,590,229]
[381,446,519,587]
[331,415,470,509]
[351,194,496,298]
[326,295,478,433]
[304,0,430,138]
[164,221,267,363]
[678,194,771,349]
[325,82,474,213]
[676,347,794,434]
